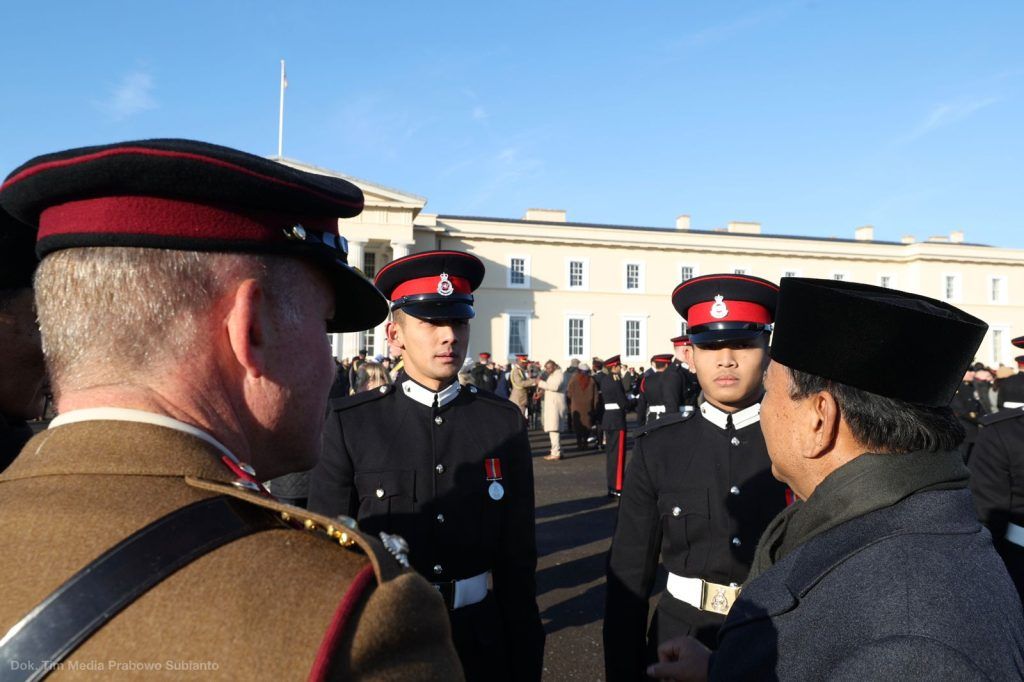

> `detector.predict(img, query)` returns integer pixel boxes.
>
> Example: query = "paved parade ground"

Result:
[529,421,648,681]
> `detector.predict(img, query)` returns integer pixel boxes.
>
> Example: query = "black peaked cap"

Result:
[771,278,988,407]
[0,138,387,332]
[374,250,485,321]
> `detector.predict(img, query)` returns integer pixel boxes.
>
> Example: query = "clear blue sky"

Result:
[4,1,1023,247]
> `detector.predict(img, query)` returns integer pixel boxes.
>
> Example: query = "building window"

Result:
[507,255,530,288]
[680,265,696,282]
[623,317,647,360]
[782,270,798,279]
[943,274,961,302]
[363,252,378,279]
[680,320,688,335]
[879,275,892,289]
[359,328,376,355]
[993,328,1005,366]
[990,276,1007,304]
[734,268,747,275]
[832,273,846,282]
[567,317,587,357]
[566,258,588,290]
[508,315,529,356]
[625,262,644,292]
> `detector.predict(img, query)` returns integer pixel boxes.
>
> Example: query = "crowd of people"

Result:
[1,138,1023,681]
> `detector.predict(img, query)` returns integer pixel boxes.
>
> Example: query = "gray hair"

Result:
[35,247,305,392]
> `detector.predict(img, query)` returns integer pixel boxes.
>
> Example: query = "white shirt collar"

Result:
[400,378,462,408]
[699,400,761,431]
[49,407,245,467]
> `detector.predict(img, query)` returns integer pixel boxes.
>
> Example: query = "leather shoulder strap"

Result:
[0,495,281,681]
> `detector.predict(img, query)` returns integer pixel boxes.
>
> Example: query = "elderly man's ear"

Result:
[225,279,266,379]
[805,390,840,459]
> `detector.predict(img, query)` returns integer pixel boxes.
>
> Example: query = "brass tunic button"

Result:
[433,564,443,575]
[671,506,682,517]
[375,488,385,499]
[434,416,444,425]
[730,485,741,495]
[379,386,387,393]
[435,463,445,474]
[731,537,742,547]
[730,437,740,446]
[470,385,478,393]
[436,513,445,523]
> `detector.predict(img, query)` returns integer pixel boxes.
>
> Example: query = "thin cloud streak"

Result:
[96,70,158,121]
[906,96,1000,142]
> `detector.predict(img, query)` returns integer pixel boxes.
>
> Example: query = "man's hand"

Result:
[646,636,711,682]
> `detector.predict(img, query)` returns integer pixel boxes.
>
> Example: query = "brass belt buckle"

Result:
[700,580,741,615]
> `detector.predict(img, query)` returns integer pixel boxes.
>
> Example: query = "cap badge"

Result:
[710,295,729,319]
[437,272,454,297]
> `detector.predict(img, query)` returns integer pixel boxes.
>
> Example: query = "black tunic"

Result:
[999,374,1024,409]
[968,407,1024,601]
[308,380,545,681]
[595,372,627,431]
[603,402,788,681]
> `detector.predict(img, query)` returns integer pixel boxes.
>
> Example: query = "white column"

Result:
[390,240,415,261]
[347,238,367,273]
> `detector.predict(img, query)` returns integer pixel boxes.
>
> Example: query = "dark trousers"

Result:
[605,428,626,491]
[646,597,726,660]
[450,593,512,682]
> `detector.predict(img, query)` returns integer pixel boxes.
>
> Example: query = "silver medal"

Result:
[488,480,505,501]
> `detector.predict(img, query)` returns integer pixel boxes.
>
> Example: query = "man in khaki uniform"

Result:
[510,354,536,417]
[0,139,463,680]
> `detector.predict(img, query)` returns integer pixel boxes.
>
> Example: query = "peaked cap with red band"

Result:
[604,355,621,368]
[670,335,692,347]
[0,138,388,332]
[1014,335,1024,349]
[374,250,484,321]
[651,353,673,365]
[672,273,778,345]
[1015,355,1024,366]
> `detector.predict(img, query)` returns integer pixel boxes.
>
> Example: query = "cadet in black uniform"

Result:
[998,348,1024,409]
[604,274,790,681]
[309,250,545,682]
[950,368,987,461]
[969,334,1024,600]
[639,354,677,423]
[670,334,701,410]
[595,355,629,497]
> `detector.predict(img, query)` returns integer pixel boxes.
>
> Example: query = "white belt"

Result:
[666,572,741,615]
[433,571,490,609]
[1006,523,1024,548]
[604,403,621,410]
[648,405,666,415]
[1005,402,1024,409]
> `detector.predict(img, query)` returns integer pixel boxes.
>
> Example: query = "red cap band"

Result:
[39,196,336,243]
[686,300,771,327]
[391,275,472,301]
[672,338,692,347]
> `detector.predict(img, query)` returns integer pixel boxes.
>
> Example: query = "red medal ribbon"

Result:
[485,458,503,481]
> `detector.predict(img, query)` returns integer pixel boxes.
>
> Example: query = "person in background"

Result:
[354,361,390,393]
[974,364,997,414]
[328,357,351,399]
[998,342,1024,409]
[510,354,536,418]
[566,364,599,451]
[538,360,567,461]
[0,216,46,472]
[594,355,629,497]
[950,366,986,461]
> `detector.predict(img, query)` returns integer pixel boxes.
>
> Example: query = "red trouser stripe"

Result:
[615,429,626,491]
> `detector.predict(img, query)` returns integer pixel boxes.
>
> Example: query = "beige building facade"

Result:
[281,158,1024,370]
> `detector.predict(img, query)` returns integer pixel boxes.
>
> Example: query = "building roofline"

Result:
[435,214,991,248]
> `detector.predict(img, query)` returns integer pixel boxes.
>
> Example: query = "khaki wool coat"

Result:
[0,420,464,681]
[509,365,536,411]
[537,369,566,433]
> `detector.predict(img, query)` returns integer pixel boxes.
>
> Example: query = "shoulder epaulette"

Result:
[185,477,405,582]
[636,410,695,438]
[980,408,1024,427]
[328,384,395,412]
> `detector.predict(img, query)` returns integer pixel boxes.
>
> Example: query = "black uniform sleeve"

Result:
[307,409,358,519]
[968,424,1013,539]
[493,411,546,681]
[604,436,663,682]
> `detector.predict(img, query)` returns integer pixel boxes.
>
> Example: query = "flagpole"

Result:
[278,59,286,158]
